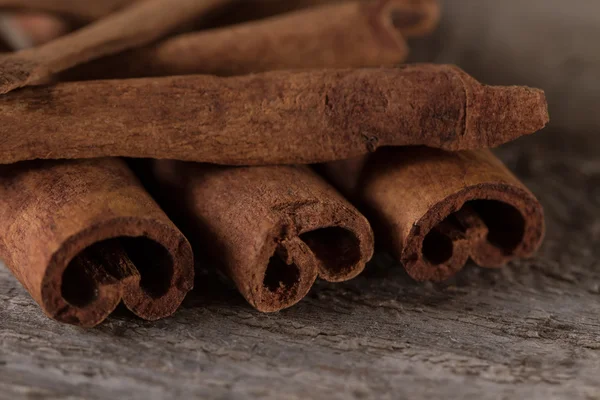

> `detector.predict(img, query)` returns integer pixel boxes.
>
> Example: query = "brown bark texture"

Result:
[0,0,233,94]
[67,0,439,79]
[0,158,194,327]
[0,65,548,165]
[321,147,545,281]
[146,161,374,312]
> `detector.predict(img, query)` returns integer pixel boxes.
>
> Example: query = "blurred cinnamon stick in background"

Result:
[144,161,374,312]
[320,148,545,281]
[0,0,233,94]
[67,0,439,79]
[0,0,137,21]
[0,65,548,165]
[0,158,194,327]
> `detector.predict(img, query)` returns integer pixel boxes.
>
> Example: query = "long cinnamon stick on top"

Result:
[0,65,548,165]
[321,147,545,282]
[0,0,137,21]
[0,0,232,94]
[146,162,374,312]
[0,158,194,327]
[68,0,439,80]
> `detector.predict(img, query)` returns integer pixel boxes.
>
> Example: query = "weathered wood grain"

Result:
[1,133,599,399]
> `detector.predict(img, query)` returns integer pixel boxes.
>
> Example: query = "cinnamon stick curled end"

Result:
[322,148,545,282]
[401,183,544,282]
[369,0,440,39]
[149,162,375,312]
[0,159,194,327]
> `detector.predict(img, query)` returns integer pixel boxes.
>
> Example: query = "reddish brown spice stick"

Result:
[0,158,194,327]
[0,65,548,165]
[68,0,439,79]
[0,0,137,21]
[146,161,374,312]
[0,0,232,94]
[321,147,545,282]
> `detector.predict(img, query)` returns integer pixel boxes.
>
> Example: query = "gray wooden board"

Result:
[1,131,599,399]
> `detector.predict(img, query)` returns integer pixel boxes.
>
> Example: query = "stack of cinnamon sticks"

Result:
[0,0,548,327]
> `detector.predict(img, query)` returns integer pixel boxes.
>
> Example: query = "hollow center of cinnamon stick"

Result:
[470,200,525,252]
[119,237,174,298]
[421,200,526,266]
[61,253,100,307]
[299,227,361,276]
[422,230,454,265]
[263,255,301,293]
[61,237,174,307]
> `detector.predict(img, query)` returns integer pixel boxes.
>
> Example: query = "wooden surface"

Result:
[1,131,599,399]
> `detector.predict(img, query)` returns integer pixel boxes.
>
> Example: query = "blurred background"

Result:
[408,0,600,155]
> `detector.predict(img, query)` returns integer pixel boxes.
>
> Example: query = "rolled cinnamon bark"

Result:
[67,0,439,79]
[0,158,194,327]
[0,0,233,94]
[320,147,545,281]
[145,161,374,312]
[0,65,548,165]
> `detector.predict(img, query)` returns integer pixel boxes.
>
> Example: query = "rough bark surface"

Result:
[0,158,194,327]
[321,148,545,282]
[0,133,598,399]
[0,65,548,165]
[147,162,374,312]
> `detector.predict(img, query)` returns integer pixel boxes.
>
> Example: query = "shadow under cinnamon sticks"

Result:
[142,161,374,312]
[0,158,194,327]
[319,147,545,282]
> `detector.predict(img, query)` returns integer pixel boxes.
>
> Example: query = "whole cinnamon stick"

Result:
[67,0,439,79]
[321,147,545,282]
[0,65,548,165]
[0,0,232,94]
[0,158,194,327]
[145,161,374,312]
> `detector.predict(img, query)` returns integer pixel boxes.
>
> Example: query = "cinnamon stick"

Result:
[144,161,374,312]
[0,0,232,94]
[0,158,194,327]
[0,65,548,165]
[320,147,545,282]
[67,0,439,79]
[0,0,137,21]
